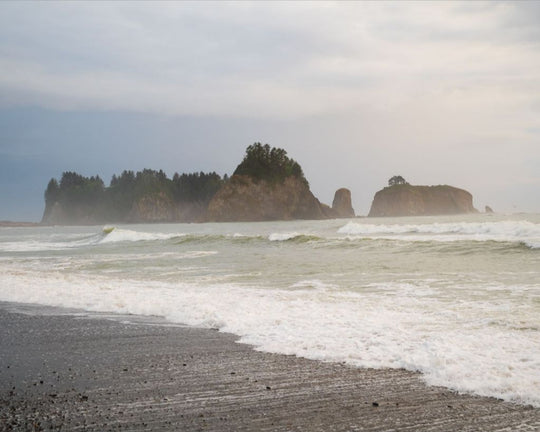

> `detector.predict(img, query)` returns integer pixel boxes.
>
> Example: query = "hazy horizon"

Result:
[1,2,540,221]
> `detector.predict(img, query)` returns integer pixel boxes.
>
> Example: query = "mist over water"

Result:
[1,214,539,407]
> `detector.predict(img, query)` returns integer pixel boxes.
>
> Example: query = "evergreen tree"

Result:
[388,175,408,186]
[44,178,59,205]
[233,143,307,185]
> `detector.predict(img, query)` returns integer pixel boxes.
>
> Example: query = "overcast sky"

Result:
[1,1,539,221]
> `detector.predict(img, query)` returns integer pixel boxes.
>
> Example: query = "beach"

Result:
[1,303,539,432]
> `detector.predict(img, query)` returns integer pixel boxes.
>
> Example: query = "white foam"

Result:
[99,228,185,244]
[289,279,337,291]
[1,266,538,407]
[338,221,540,248]
[0,227,185,252]
[268,232,301,242]
[0,234,102,252]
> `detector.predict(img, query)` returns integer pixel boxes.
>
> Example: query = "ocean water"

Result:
[1,214,539,407]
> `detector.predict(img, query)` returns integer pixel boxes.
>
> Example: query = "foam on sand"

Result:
[0,267,538,407]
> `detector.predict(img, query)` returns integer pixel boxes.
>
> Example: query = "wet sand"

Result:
[1,303,538,431]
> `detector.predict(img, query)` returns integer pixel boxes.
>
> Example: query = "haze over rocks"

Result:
[41,144,355,224]
[41,144,484,224]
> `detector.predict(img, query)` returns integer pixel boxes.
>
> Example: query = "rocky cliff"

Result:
[205,175,327,222]
[368,184,477,217]
[41,201,101,225]
[41,144,356,224]
[127,193,206,223]
[41,196,207,225]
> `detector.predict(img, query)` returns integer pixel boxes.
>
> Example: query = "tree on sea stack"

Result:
[388,175,408,186]
[233,143,307,185]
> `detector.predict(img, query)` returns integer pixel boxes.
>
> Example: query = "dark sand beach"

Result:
[1,303,538,431]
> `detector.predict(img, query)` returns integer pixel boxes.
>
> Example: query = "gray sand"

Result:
[1,303,538,431]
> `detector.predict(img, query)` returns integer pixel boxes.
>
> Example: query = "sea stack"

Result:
[331,188,355,218]
[206,143,327,221]
[368,184,477,217]
[205,175,326,222]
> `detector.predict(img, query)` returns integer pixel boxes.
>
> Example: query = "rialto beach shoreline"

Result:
[1,302,539,432]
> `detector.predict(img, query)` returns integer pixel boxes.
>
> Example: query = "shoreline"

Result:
[1,302,539,431]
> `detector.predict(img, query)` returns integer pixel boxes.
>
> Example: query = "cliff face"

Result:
[126,193,206,223]
[41,145,356,225]
[205,175,327,222]
[42,194,207,225]
[127,192,176,223]
[368,185,477,217]
[41,201,102,225]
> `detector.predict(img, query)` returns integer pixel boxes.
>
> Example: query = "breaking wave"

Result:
[338,221,540,249]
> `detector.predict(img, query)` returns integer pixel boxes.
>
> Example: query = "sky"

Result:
[1,1,539,221]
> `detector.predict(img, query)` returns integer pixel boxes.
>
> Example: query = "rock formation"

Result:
[127,193,207,223]
[205,175,327,222]
[42,194,208,225]
[368,184,477,217]
[331,188,355,218]
[41,144,357,224]
[485,205,494,214]
[127,192,177,223]
[205,144,354,222]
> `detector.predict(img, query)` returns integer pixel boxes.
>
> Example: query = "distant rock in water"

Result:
[485,205,494,214]
[331,188,355,218]
[368,184,477,217]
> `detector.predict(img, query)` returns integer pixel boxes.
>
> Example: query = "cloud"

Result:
[1,1,539,217]
[1,1,539,122]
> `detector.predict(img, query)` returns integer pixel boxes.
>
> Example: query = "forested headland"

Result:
[42,169,227,224]
[41,143,323,224]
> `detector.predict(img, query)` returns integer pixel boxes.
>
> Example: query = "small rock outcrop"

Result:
[485,205,494,214]
[368,184,477,217]
[331,188,355,218]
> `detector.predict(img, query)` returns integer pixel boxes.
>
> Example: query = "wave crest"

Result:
[338,221,540,249]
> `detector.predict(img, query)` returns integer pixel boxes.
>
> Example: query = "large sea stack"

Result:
[206,143,328,222]
[206,175,326,222]
[368,184,477,217]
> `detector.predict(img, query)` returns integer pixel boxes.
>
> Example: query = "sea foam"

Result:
[1,217,538,408]
[99,228,185,244]
[1,266,538,408]
[338,220,540,248]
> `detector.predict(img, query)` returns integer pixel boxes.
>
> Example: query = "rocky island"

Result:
[41,143,354,225]
[368,176,477,217]
[206,143,353,221]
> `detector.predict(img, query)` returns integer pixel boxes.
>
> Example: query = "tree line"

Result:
[43,143,307,223]
[44,169,227,222]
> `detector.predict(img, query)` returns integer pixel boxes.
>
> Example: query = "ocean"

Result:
[1,214,539,407]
